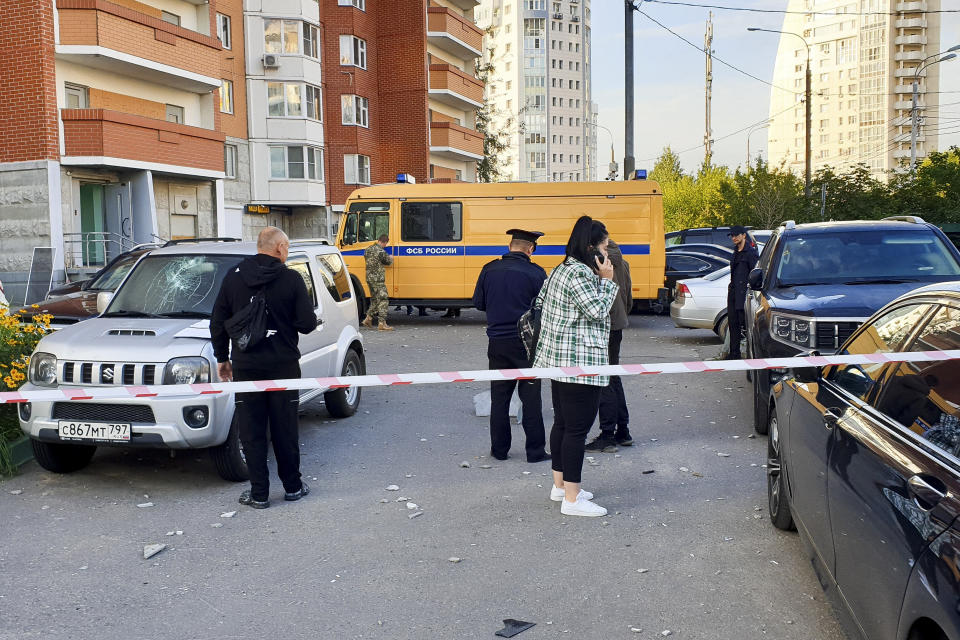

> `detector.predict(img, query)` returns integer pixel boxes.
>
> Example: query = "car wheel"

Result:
[714,315,728,340]
[767,409,795,531]
[351,275,367,320]
[324,349,364,418]
[209,414,249,482]
[31,440,96,473]
[753,369,770,435]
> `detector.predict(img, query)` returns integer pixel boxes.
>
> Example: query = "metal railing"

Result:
[62,232,144,269]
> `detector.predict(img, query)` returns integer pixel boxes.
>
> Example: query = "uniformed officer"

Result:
[726,225,759,359]
[362,234,394,331]
[472,229,550,463]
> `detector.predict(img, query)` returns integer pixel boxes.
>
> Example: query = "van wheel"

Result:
[351,275,367,320]
[209,414,248,482]
[31,440,96,473]
[325,349,364,418]
[767,410,795,531]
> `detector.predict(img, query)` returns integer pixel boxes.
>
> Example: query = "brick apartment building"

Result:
[320,0,483,213]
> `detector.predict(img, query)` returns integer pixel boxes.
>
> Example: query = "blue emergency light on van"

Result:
[397,173,417,184]
[634,169,647,180]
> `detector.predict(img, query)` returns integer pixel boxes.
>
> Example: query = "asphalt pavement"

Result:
[0,310,847,640]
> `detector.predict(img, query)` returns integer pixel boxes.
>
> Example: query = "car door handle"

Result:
[908,475,947,510]
[822,407,842,429]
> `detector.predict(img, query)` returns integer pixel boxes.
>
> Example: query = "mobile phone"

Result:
[593,250,605,265]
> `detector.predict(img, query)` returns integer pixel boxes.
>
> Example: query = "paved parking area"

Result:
[0,311,846,640]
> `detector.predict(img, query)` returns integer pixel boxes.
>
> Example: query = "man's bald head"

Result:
[257,226,289,261]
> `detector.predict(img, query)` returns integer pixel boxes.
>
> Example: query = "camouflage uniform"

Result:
[364,243,393,322]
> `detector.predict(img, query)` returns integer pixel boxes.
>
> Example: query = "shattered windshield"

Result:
[105,254,241,318]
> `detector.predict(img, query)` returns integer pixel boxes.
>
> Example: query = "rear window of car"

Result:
[703,266,730,281]
[775,229,960,286]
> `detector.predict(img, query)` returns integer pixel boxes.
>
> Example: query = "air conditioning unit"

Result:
[552,12,563,19]
[571,15,580,22]
[263,54,280,68]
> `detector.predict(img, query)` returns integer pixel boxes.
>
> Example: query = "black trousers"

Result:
[598,329,629,433]
[728,307,746,358]
[234,361,303,501]
[487,337,546,460]
[550,380,601,484]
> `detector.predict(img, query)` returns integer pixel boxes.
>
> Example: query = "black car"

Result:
[665,251,729,294]
[766,282,960,640]
[666,226,766,247]
[745,218,960,434]
[665,243,733,262]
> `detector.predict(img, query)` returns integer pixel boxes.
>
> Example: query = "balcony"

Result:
[429,64,483,111]
[895,50,925,61]
[56,0,221,93]
[896,1,926,11]
[60,109,225,175]
[894,67,925,78]
[427,7,483,60]
[895,99,927,110]
[429,121,483,161]
[895,18,926,28]
[444,0,481,9]
[894,35,927,46]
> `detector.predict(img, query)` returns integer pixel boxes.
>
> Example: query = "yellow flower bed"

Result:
[0,305,52,391]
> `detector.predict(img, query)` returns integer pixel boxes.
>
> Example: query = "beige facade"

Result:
[767,0,942,178]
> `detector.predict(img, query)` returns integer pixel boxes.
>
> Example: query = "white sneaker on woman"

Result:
[560,497,608,517]
[549,486,594,502]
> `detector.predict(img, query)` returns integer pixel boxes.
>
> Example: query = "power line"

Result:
[645,0,960,16]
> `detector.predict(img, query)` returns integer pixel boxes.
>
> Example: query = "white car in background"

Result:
[670,265,731,340]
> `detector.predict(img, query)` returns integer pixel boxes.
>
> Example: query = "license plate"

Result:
[58,421,131,442]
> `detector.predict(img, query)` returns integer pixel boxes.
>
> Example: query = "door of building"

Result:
[79,183,106,266]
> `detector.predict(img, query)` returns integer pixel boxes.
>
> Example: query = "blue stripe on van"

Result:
[340,244,650,257]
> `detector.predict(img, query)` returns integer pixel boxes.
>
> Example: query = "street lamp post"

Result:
[748,27,811,198]
[911,46,960,174]
[587,121,618,180]
[746,121,771,169]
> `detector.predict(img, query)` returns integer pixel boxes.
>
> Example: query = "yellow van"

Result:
[335,180,665,316]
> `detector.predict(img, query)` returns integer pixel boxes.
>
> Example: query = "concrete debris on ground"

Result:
[448,557,462,563]
[136,502,154,508]
[460,461,471,468]
[385,485,400,491]
[142,544,166,559]
[220,511,237,518]
[211,523,223,528]
[408,511,423,519]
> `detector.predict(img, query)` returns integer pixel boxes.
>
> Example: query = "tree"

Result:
[650,146,683,185]
[810,164,892,222]
[475,42,513,183]
[888,147,960,225]
[719,158,805,229]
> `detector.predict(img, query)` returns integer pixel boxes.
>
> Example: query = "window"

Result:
[303,23,319,58]
[64,83,88,109]
[216,13,231,49]
[827,303,935,400]
[287,257,317,307]
[345,202,389,244]
[269,145,323,180]
[305,84,322,120]
[265,20,318,57]
[316,253,353,302]
[400,202,462,242]
[161,10,180,26]
[341,95,369,127]
[220,79,233,114]
[268,82,320,119]
[339,35,367,68]
[344,154,371,185]
[338,0,365,8]
[165,104,184,124]
[224,144,238,179]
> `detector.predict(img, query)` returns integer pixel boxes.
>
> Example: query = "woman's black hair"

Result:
[565,215,609,266]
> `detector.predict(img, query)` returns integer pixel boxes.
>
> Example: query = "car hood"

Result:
[35,317,211,361]
[767,282,921,317]
[21,291,99,322]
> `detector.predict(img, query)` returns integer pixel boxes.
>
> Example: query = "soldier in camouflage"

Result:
[362,234,394,331]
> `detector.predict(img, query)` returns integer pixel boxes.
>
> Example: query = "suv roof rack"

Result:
[162,237,241,247]
[882,215,926,224]
[291,238,330,245]
[782,220,796,230]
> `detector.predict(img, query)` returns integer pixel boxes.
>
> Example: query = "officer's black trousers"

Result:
[487,337,546,460]
[233,362,303,502]
[599,329,629,433]
[728,307,746,359]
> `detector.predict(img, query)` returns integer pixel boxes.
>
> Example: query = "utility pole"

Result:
[704,12,714,169]
[804,47,812,198]
[624,1,635,180]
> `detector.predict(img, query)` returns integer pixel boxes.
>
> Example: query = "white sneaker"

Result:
[550,486,594,502]
[560,497,608,517]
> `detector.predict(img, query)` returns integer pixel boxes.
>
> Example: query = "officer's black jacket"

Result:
[727,242,760,310]
[472,251,547,339]
[210,253,316,367]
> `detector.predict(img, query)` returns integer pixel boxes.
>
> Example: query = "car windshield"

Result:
[703,266,730,281]
[105,254,242,318]
[775,230,960,286]
[88,253,142,291]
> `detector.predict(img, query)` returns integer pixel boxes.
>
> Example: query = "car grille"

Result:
[60,361,160,386]
[52,402,156,423]
[815,321,861,351]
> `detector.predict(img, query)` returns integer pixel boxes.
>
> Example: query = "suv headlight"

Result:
[770,313,815,349]
[28,352,57,387]
[162,357,211,385]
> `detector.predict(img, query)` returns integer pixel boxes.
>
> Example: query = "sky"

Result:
[591,0,960,176]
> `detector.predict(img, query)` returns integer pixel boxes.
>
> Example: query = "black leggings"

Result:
[550,380,602,484]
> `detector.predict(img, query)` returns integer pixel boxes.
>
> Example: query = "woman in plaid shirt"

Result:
[533,216,618,517]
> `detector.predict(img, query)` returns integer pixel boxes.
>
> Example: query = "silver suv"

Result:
[18,239,365,481]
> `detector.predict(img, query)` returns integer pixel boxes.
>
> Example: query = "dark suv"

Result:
[745,217,960,434]
[666,226,767,247]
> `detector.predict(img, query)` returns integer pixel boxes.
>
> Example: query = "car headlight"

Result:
[162,357,211,385]
[770,314,815,349]
[28,352,57,387]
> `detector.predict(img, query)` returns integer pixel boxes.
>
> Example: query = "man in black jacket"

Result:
[726,225,759,360]
[210,227,317,508]
[472,229,550,463]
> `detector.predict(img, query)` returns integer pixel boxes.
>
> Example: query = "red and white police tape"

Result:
[2,349,960,404]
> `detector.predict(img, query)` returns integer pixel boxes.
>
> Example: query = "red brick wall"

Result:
[217,0,247,141]
[0,0,59,162]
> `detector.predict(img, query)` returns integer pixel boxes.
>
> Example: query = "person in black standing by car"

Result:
[726,225,759,360]
[211,227,317,509]
[472,229,550,463]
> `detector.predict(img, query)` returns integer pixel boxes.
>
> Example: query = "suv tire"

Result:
[351,275,367,320]
[753,370,770,435]
[767,409,795,531]
[325,349,363,418]
[209,414,248,482]
[31,440,96,473]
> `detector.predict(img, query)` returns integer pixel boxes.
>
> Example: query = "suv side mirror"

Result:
[748,268,764,291]
[96,291,114,314]
[792,350,821,383]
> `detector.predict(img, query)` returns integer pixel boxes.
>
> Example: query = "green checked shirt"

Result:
[532,257,619,386]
